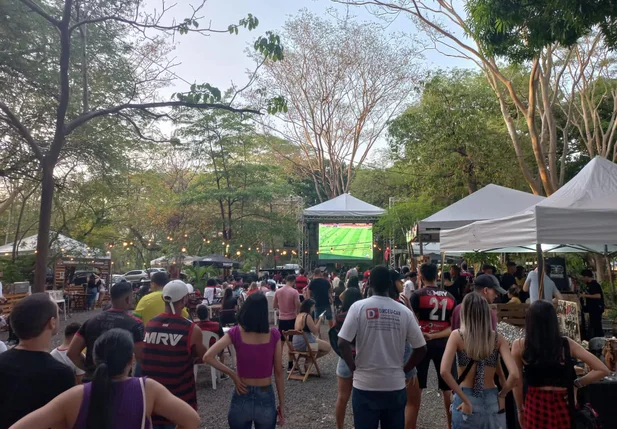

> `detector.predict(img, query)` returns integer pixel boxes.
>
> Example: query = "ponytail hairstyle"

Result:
[87,329,135,429]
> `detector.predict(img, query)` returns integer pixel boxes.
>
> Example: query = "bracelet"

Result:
[574,378,583,389]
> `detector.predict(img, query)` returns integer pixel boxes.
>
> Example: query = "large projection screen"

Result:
[318,223,373,261]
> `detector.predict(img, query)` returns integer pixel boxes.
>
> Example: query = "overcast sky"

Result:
[147,0,471,99]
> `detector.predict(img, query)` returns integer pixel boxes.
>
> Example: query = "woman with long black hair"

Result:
[512,300,609,429]
[9,329,199,429]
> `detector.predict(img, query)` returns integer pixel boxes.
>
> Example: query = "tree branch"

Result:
[0,101,44,160]
[64,101,261,135]
[17,0,60,26]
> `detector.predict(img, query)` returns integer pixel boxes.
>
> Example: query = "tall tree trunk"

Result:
[34,162,55,292]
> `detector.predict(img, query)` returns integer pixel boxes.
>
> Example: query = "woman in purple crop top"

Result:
[204,292,285,428]
[9,329,199,429]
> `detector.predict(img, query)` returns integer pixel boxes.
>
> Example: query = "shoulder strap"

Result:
[562,338,577,422]
[457,359,475,385]
[139,377,147,429]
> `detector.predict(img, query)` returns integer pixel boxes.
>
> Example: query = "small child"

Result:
[50,322,85,384]
[507,286,522,304]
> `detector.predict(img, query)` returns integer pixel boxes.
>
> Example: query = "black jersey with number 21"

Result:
[410,287,456,334]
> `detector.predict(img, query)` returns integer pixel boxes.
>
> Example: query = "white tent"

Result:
[441,157,617,253]
[418,184,545,242]
[303,193,385,217]
[0,233,108,258]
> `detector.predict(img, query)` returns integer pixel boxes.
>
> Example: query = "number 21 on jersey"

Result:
[428,297,448,321]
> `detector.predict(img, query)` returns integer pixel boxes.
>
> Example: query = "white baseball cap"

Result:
[185,283,194,294]
[162,280,189,314]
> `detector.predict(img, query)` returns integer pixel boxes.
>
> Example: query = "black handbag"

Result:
[564,338,601,429]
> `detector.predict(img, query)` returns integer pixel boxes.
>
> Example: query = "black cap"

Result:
[389,269,405,282]
[474,274,507,294]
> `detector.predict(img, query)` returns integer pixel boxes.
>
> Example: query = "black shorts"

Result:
[278,319,295,341]
[417,339,450,391]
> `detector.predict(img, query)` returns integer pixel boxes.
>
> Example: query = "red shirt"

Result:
[410,286,456,335]
[295,275,308,291]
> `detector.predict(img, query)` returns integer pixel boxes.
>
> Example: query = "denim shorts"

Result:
[451,387,506,429]
[403,342,417,380]
[228,385,276,429]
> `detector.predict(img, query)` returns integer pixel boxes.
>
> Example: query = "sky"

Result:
[146,0,472,99]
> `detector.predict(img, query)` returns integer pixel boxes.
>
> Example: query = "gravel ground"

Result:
[2,310,448,429]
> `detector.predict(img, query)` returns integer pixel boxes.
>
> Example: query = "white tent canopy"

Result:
[441,157,617,253]
[418,184,545,241]
[0,233,108,258]
[303,193,385,217]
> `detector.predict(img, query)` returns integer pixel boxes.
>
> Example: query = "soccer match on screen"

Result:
[318,223,373,260]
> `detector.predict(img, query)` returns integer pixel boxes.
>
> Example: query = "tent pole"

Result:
[419,238,424,257]
[605,245,616,302]
[536,243,545,300]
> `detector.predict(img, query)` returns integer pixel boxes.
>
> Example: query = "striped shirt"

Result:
[142,313,196,425]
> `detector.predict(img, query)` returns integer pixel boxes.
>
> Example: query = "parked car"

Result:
[146,268,166,276]
[112,274,127,284]
[123,270,149,282]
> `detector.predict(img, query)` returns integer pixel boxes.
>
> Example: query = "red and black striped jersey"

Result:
[410,287,456,334]
[142,313,196,425]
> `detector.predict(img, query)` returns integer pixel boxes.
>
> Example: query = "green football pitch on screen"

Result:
[318,223,373,260]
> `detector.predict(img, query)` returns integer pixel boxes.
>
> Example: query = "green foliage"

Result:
[0,256,36,283]
[466,0,617,61]
[388,69,530,202]
[462,252,500,269]
[183,265,217,293]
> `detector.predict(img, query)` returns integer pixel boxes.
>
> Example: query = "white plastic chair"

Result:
[194,331,220,389]
[47,290,67,321]
[266,294,278,325]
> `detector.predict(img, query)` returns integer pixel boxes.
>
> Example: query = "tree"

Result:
[388,69,530,198]
[0,0,284,291]
[255,10,423,201]
[336,0,617,196]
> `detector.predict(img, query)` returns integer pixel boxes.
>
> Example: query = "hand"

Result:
[498,392,506,411]
[423,332,433,341]
[399,294,411,309]
[278,405,285,426]
[517,410,525,428]
[231,373,247,395]
[457,400,472,415]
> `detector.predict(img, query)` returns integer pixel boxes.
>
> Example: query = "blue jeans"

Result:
[352,387,406,429]
[451,387,506,429]
[228,385,276,429]
[86,287,97,309]
[403,342,417,380]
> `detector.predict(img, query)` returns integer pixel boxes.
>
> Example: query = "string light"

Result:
[236,251,241,256]
[181,247,187,252]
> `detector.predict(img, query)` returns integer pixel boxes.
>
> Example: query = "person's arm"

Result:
[404,314,427,373]
[8,386,82,429]
[511,339,525,421]
[67,333,87,371]
[203,333,247,394]
[439,331,472,414]
[296,294,301,312]
[339,289,346,302]
[337,304,359,373]
[522,281,530,293]
[497,335,520,397]
[132,322,145,365]
[149,378,200,429]
[425,327,451,341]
[306,314,321,336]
[569,338,610,387]
[273,339,285,425]
[191,324,207,358]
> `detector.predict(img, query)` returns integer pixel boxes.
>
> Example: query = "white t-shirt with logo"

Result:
[338,295,426,391]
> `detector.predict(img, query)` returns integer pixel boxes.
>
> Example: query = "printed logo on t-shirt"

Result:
[144,331,184,346]
[366,308,379,320]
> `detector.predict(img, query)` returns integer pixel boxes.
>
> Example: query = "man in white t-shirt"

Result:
[338,266,427,429]
[523,265,563,303]
[50,322,85,384]
[403,271,417,299]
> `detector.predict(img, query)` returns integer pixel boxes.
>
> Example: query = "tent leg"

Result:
[605,245,616,303]
[536,243,545,300]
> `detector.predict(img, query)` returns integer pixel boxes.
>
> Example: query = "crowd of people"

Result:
[0,261,612,429]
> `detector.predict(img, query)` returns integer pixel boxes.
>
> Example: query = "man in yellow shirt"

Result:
[134,272,189,325]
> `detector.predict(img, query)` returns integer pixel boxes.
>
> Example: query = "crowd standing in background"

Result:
[0,260,612,429]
